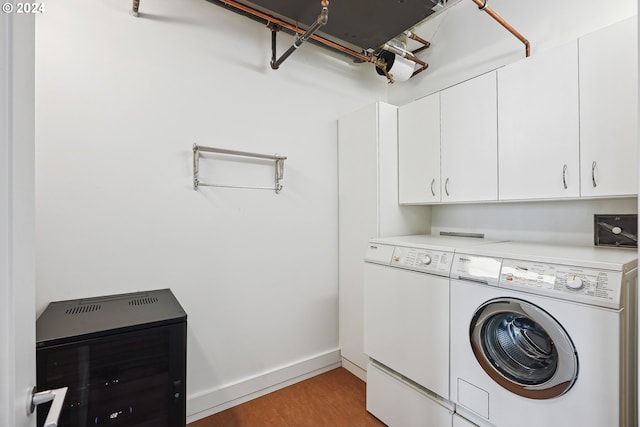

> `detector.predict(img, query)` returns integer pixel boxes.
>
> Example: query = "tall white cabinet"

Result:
[579,16,638,198]
[338,102,429,378]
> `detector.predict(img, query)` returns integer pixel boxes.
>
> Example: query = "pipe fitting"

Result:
[271,1,329,69]
[404,31,431,49]
[130,0,140,17]
[318,7,329,26]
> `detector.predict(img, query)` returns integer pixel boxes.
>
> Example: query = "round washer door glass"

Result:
[470,297,578,399]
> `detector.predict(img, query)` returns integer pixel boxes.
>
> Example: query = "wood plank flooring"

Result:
[188,368,386,427]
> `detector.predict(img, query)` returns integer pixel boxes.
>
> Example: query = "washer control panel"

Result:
[391,246,453,276]
[450,254,503,285]
[499,259,623,309]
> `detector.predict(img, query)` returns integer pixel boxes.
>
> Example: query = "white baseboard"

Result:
[186,349,342,424]
[341,357,367,382]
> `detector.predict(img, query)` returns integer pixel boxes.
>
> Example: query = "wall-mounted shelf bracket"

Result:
[193,144,287,194]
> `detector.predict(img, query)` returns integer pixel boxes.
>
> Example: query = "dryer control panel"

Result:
[365,244,453,276]
[499,259,623,309]
[390,246,453,276]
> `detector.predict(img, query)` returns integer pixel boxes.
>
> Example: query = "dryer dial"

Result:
[565,275,583,290]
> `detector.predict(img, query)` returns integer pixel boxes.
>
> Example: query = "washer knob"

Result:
[422,255,432,265]
[566,276,583,290]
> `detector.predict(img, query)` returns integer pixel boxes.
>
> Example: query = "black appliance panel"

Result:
[36,289,187,347]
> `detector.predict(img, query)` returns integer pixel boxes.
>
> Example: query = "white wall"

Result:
[34,0,386,421]
[390,0,637,104]
[432,199,637,245]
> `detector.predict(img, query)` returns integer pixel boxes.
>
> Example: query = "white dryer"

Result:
[363,234,499,426]
[449,242,637,427]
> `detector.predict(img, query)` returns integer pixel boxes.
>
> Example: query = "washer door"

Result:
[470,297,578,399]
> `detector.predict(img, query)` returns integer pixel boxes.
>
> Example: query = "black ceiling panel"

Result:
[237,0,439,50]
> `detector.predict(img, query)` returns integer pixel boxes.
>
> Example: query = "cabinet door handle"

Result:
[444,178,450,196]
[591,161,597,188]
[430,179,436,196]
[562,164,568,190]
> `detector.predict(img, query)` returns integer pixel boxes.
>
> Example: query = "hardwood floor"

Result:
[188,368,386,427]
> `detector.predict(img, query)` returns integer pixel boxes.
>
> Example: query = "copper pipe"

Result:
[320,37,379,65]
[405,31,431,49]
[213,0,376,64]
[411,45,429,56]
[403,30,431,59]
[404,52,427,68]
[382,43,428,68]
[411,64,429,78]
[470,0,530,57]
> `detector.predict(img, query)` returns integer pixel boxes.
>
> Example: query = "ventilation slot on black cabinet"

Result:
[129,296,159,306]
[65,304,101,315]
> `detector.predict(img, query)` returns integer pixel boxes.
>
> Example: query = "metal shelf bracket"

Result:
[192,144,287,194]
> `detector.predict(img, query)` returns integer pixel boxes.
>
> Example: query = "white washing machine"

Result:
[449,242,638,427]
[363,234,499,426]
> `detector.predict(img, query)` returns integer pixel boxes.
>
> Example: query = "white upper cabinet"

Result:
[441,71,498,202]
[398,93,441,204]
[498,41,580,200]
[579,17,638,198]
[397,19,636,205]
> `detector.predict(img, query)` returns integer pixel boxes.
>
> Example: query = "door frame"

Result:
[1,12,36,427]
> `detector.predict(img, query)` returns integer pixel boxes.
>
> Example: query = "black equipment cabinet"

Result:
[36,289,187,427]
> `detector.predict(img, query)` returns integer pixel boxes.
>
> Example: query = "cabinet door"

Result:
[398,93,441,204]
[579,17,638,197]
[441,71,498,202]
[498,41,580,200]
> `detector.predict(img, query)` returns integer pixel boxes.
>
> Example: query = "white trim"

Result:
[1,12,35,427]
[1,14,12,426]
[341,357,367,382]
[186,349,341,423]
